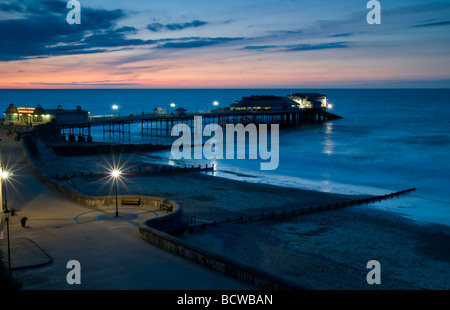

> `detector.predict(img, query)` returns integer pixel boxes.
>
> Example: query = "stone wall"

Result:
[139,221,306,290]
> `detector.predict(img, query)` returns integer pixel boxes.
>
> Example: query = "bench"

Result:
[159,200,173,213]
[122,198,141,206]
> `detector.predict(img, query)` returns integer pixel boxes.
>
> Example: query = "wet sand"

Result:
[32,149,450,290]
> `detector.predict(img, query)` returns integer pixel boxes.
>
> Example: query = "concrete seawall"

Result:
[139,221,306,290]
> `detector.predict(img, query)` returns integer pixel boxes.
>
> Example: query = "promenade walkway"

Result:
[0,132,254,290]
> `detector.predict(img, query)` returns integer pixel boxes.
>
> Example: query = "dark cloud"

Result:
[286,42,349,51]
[384,2,450,16]
[243,45,278,50]
[411,21,450,28]
[243,42,349,52]
[0,1,228,61]
[329,33,354,38]
[41,0,66,12]
[0,2,24,12]
[147,20,207,32]
[166,20,207,30]
[157,37,243,49]
[0,0,150,61]
[113,26,138,34]
[147,23,165,32]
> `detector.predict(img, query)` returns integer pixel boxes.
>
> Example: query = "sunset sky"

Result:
[1,0,449,88]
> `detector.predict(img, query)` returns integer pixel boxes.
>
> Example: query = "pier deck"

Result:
[60,109,342,140]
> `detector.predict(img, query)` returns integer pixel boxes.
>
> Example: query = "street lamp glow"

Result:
[112,104,119,110]
[1,171,9,179]
[170,103,176,108]
[213,101,219,106]
[110,169,121,178]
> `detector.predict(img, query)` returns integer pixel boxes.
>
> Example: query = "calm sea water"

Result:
[1,89,449,226]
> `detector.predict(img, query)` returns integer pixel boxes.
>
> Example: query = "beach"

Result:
[32,146,450,290]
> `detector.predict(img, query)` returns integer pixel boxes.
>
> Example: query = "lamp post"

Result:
[4,207,11,274]
[2,169,11,274]
[0,148,3,221]
[112,104,119,117]
[169,102,175,115]
[212,101,219,113]
[110,169,121,217]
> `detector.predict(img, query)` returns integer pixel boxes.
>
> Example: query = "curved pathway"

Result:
[0,133,254,290]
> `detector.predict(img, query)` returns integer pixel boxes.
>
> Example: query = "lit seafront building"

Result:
[230,93,330,111]
[3,104,89,127]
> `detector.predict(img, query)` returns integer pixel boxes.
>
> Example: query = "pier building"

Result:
[230,93,330,111]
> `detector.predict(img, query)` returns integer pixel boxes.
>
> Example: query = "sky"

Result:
[0,0,449,88]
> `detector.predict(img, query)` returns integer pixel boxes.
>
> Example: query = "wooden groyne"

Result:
[52,163,215,181]
[186,187,416,233]
[51,142,172,156]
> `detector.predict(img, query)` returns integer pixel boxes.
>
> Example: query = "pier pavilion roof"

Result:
[231,95,296,111]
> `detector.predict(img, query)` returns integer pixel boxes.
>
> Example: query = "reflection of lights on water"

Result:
[322,122,335,155]
[324,122,333,135]
[323,140,335,155]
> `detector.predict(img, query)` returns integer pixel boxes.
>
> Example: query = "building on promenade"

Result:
[3,104,89,127]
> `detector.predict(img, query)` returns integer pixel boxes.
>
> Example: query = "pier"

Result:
[61,109,342,140]
[60,122,92,142]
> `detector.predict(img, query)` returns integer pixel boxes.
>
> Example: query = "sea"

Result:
[1,88,449,227]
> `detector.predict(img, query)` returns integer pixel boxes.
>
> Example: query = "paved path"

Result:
[0,134,254,290]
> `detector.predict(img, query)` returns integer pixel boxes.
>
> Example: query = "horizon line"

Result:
[1,87,450,90]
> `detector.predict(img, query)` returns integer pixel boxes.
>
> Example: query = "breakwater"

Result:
[51,142,172,156]
[186,188,417,233]
[52,164,214,181]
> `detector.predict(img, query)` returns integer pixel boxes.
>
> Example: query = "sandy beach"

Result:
[31,146,450,290]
